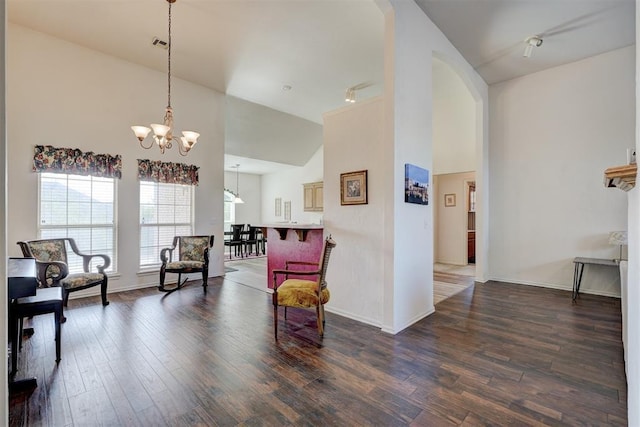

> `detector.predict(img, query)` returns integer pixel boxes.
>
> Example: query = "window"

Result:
[39,172,117,273]
[139,181,194,268]
[224,190,236,231]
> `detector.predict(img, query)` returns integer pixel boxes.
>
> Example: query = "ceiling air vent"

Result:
[151,37,169,49]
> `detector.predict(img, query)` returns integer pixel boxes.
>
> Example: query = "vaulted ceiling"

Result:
[8,0,634,174]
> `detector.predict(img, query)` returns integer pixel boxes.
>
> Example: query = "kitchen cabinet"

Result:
[303,181,323,212]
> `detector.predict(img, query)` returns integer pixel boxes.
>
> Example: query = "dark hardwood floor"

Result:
[10,277,626,426]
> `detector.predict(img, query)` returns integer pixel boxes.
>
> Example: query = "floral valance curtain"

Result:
[137,159,199,186]
[33,145,123,179]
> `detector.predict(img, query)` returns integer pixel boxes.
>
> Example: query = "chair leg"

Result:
[316,305,324,337]
[272,294,278,341]
[202,268,208,290]
[54,304,62,364]
[18,317,23,350]
[10,310,19,376]
[159,267,166,291]
[101,276,109,306]
[63,289,70,307]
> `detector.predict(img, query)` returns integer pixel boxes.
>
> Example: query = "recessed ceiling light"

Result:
[282,85,292,91]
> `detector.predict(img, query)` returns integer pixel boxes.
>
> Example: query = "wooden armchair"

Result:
[160,235,214,293]
[272,236,336,340]
[17,238,110,307]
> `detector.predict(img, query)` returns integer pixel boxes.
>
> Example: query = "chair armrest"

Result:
[285,261,319,269]
[160,247,175,264]
[35,260,69,287]
[81,253,111,274]
[68,239,111,273]
[272,268,320,289]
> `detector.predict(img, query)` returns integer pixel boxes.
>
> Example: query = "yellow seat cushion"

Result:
[277,279,330,308]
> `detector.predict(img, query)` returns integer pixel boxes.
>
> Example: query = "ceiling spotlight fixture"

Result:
[282,84,292,91]
[131,0,199,156]
[523,36,543,58]
[345,82,373,104]
[232,164,244,204]
[345,88,356,103]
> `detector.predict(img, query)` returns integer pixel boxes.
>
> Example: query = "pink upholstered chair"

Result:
[271,236,336,340]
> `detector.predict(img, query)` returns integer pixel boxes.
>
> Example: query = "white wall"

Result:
[381,0,488,333]
[489,46,634,297]
[434,172,475,265]
[626,4,640,423]
[7,24,226,295]
[224,171,261,226]
[1,1,7,420]
[433,58,476,175]
[261,147,323,225]
[323,97,385,326]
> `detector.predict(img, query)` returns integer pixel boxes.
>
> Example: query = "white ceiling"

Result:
[416,0,635,85]
[8,0,635,174]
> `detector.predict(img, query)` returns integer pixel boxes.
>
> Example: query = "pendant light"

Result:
[131,0,200,156]
[233,164,244,204]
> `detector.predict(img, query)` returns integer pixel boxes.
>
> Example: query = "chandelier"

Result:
[131,0,199,156]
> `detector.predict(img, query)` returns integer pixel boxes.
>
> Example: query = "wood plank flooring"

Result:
[10,275,626,426]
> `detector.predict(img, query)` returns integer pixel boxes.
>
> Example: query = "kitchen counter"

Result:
[259,224,325,289]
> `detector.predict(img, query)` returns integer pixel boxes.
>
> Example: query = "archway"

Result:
[432,52,487,293]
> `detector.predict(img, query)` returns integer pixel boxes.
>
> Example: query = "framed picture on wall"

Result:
[340,170,368,205]
[444,193,456,207]
[404,163,429,205]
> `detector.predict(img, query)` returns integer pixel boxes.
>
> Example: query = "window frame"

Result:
[37,172,118,274]
[138,180,195,270]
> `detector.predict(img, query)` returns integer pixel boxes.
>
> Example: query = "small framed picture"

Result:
[340,170,368,205]
[404,163,429,205]
[444,193,456,207]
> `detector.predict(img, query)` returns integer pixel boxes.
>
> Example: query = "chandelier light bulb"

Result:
[150,123,170,138]
[131,126,151,141]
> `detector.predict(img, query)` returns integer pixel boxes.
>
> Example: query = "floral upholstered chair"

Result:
[17,238,111,307]
[271,236,336,340]
[159,235,214,293]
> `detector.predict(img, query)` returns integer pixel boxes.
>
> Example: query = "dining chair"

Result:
[244,225,260,256]
[271,236,336,340]
[224,224,245,259]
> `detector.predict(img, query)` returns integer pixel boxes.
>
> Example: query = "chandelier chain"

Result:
[167,0,172,108]
[131,0,199,155]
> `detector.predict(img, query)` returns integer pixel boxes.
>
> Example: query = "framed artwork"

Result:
[404,164,429,205]
[275,197,282,216]
[284,201,291,221]
[444,193,456,207]
[340,170,368,205]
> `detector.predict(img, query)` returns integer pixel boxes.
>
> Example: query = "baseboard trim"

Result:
[487,277,621,299]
